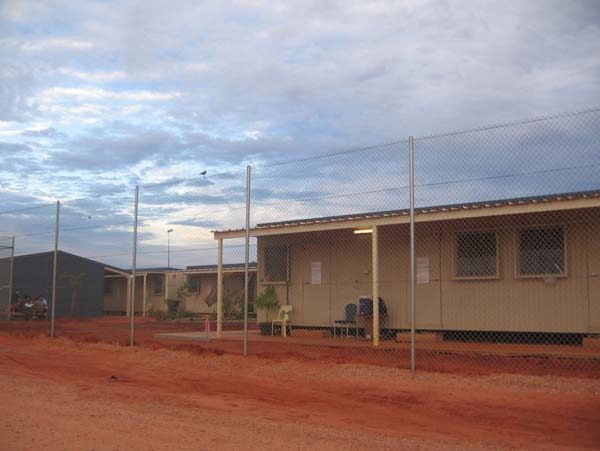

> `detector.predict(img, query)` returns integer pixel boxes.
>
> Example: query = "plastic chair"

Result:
[334,304,357,338]
[272,305,293,337]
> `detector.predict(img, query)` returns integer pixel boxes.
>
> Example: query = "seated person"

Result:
[32,297,45,319]
[23,296,34,320]
[12,290,24,311]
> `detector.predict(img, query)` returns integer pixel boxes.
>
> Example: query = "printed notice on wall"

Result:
[311,261,322,285]
[416,257,430,284]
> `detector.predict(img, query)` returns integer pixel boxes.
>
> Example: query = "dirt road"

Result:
[2,317,599,378]
[1,333,599,450]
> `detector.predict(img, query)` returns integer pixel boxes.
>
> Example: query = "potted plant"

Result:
[253,286,279,335]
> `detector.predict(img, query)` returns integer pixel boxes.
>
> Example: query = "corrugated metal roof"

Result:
[7,250,108,268]
[215,189,600,234]
[105,266,181,274]
[186,262,257,271]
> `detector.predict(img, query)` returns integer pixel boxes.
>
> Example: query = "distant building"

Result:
[103,264,257,317]
[0,250,106,318]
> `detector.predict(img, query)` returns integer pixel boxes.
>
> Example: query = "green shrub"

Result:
[164,298,180,313]
[253,286,279,310]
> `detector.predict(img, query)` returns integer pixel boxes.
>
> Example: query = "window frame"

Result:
[153,276,165,296]
[515,225,567,279]
[452,230,500,281]
[187,274,201,293]
[261,245,289,283]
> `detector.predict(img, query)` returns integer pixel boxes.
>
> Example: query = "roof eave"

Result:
[213,192,600,240]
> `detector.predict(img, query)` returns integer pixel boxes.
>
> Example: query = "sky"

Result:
[0,0,599,268]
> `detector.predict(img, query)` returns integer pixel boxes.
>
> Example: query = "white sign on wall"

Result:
[311,261,322,285]
[416,257,430,284]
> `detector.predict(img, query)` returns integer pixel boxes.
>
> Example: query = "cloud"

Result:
[19,38,95,51]
[56,68,129,83]
[169,218,222,228]
[1,0,600,267]
[38,86,180,103]
[21,127,59,137]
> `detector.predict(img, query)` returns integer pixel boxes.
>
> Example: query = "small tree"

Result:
[222,294,243,320]
[163,281,192,315]
[253,286,279,322]
[60,272,86,318]
[176,281,191,302]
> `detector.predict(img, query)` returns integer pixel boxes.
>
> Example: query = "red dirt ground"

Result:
[1,331,599,450]
[1,317,599,378]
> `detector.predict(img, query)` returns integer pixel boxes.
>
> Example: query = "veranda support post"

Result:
[372,224,380,346]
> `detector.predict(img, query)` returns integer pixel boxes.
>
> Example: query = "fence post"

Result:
[50,200,60,338]
[409,136,416,372]
[217,238,223,338]
[130,185,139,346]
[243,165,252,356]
[7,236,15,321]
[142,273,147,317]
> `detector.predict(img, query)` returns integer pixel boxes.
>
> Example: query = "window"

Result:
[153,277,164,295]
[455,232,498,278]
[187,274,201,293]
[263,246,288,282]
[519,227,565,276]
[103,280,112,296]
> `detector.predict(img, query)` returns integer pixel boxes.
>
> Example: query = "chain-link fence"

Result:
[225,108,600,375]
[124,170,253,350]
[1,107,599,376]
[0,237,15,319]
[410,109,600,374]
[0,202,57,334]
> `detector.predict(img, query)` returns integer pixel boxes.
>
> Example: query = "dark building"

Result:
[0,250,106,318]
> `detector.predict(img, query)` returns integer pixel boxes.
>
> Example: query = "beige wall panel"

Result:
[103,277,128,312]
[184,273,217,314]
[147,274,167,312]
[587,223,600,332]
[414,233,442,328]
[378,226,408,329]
[299,241,331,324]
[256,210,599,333]
[133,277,144,312]
[329,235,372,325]
[440,224,589,332]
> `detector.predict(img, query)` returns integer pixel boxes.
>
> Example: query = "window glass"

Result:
[153,277,164,295]
[455,232,497,277]
[264,246,288,282]
[187,274,201,293]
[519,227,565,275]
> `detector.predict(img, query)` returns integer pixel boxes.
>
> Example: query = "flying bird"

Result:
[200,170,207,176]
